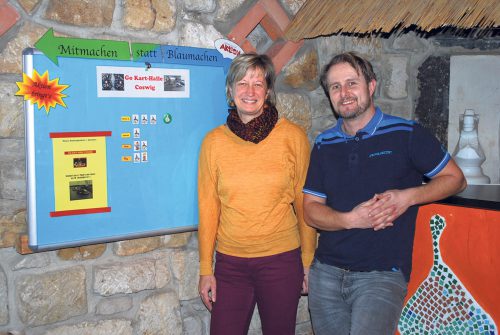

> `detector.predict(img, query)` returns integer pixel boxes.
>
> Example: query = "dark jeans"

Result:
[210,248,303,335]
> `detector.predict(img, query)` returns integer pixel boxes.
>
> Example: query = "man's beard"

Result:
[335,97,370,120]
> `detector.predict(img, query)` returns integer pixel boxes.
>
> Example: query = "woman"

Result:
[197,53,317,334]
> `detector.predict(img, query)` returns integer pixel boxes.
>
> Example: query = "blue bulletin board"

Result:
[22,44,231,251]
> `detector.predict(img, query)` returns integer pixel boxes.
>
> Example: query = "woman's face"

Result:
[231,67,268,124]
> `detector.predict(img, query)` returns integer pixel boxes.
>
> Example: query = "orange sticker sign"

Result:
[16,69,69,113]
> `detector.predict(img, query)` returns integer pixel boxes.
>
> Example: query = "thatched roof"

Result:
[285,0,500,41]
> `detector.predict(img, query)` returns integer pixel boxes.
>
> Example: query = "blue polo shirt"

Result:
[303,107,450,281]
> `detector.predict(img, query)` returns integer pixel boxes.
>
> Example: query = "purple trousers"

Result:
[210,248,303,335]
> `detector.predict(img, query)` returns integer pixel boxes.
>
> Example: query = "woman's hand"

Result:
[301,267,310,294]
[199,275,217,311]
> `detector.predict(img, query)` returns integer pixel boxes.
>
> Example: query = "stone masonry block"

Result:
[227,0,303,73]
[0,0,20,37]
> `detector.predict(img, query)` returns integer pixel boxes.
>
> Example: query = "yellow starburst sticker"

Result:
[16,70,69,114]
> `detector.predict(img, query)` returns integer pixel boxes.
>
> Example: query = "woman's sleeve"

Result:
[294,131,317,268]
[197,134,221,275]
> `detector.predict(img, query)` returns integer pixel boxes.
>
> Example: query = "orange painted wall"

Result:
[396,204,500,334]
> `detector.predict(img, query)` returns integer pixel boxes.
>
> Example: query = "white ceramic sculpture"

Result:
[452,109,490,184]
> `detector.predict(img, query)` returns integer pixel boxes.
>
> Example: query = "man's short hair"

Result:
[320,52,377,95]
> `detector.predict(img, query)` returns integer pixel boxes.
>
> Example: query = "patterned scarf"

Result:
[226,105,279,143]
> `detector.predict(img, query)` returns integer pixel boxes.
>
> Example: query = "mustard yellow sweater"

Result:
[198,118,317,275]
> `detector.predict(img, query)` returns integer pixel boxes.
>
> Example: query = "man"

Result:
[303,52,466,335]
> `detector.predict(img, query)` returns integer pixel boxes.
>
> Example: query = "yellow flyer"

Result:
[50,131,111,217]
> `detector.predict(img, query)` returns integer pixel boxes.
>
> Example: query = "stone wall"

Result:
[0,0,499,334]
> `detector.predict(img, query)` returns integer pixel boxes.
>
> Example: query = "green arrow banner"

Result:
[131,42,162,61]
[35,28,131,65]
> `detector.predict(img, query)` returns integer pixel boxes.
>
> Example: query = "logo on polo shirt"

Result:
[368,150,393,158]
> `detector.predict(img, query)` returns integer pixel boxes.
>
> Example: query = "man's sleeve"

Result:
[303,143,327,199]
[409,123,451,178]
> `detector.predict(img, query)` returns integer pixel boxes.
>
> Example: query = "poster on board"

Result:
[18,32,242,251]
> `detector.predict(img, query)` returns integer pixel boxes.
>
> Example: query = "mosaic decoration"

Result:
[398,214,497,335]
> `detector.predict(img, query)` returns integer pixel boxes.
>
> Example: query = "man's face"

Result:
[326,62,376,120]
